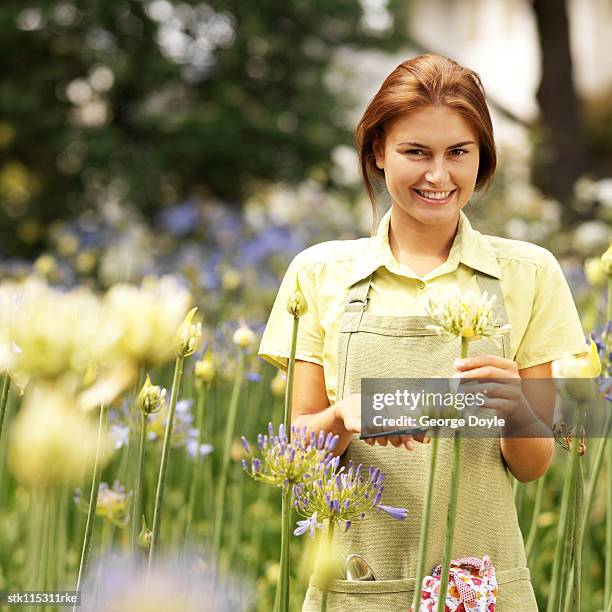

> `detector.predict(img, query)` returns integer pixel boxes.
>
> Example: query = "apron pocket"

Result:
[495,567,538,611]
[302,576,415,612]
[302,568,536,612]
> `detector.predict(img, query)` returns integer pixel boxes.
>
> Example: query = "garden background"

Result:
[1,0,612,610]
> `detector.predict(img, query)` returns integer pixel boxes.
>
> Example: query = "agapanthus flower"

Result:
[592,321,612,379]
[147,398,213,459]
[176,307,202,358]
[80,553,250,611]
[241,422,339,489]
[294,511,324,537]
[193,349,215,385]
[426,288,511,340]
[136,375,167,416]
[286,274,308,318]
[74,481,133,528]
[8,382,114,488]
[292,459,408,536]
[552,337,602,402]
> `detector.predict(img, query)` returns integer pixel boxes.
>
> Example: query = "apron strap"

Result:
[344,273,372,313]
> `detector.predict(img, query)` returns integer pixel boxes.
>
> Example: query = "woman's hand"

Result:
[334,393,417,450]
[454,354,524,422]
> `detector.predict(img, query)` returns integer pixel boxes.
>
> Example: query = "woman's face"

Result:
[373,105,481,227]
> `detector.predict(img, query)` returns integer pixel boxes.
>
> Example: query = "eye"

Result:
[450,148,468,157]
[404,149,425,156]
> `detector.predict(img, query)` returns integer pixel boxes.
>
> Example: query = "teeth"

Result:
[415,189,453,200]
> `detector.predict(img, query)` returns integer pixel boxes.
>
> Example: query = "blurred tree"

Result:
[0,0,409,257]
[531,0,592,224]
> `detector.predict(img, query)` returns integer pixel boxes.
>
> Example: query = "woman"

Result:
[259,54,586,610]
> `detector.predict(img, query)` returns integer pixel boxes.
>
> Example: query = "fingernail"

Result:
[454,359,465,368]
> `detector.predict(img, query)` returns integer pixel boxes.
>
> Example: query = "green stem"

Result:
[525,471,546,562]
[411,429,440,611]
[547,407,584,612]
[213,349,245,562]
[278,486,292,612]
[74,405,108,612]
[436,337,468,612]
[607,277,612,322]
[0,373,10,445]
[436,429,461,612]
[606,438,612,608]
[580,412,612,542]
[320,519,335,612]
[148,355,185,568]
[573,457,585,612]
[185,383,207,541]
[131,411,148,554]
[283,317,299,429]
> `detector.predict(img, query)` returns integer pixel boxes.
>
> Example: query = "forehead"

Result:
[384,106,478,145]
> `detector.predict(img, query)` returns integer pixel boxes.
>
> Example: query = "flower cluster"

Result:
[293,459,408,536]
[241,423,339,489]
[426,289,511,340]
[74,481,133,528]
[147,398,213,460]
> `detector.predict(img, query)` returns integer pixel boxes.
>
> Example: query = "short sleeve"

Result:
[514,252,587,369]
[258,253,324,370]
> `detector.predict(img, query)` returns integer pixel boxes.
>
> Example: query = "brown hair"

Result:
[355,54,496,230]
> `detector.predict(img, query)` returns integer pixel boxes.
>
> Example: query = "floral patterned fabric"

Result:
[414,556,497,612]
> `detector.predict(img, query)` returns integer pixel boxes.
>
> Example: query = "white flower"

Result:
[232,323,256,348]
[426,288,511,340]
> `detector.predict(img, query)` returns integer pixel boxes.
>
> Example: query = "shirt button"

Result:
[417,280,426,290]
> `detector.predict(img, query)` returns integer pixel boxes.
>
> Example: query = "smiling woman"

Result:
[259,54,587,611]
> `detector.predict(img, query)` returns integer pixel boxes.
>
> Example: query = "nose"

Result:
[424,157,450,185]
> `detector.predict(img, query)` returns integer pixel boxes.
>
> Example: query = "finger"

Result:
[401,435,416,450]
[460,381,520,400]
[454,355,516,371]
[376,437,389,446]
[456,366,507,379]
[389,437,403,448]
[364,437,375,446]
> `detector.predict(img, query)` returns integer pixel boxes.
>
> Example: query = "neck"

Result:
[387,205,460,263]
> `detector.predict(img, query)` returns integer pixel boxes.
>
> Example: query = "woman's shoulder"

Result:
[289,237,371,271]
[480,233,559,270]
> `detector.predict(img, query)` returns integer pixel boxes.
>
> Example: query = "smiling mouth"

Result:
[412,188,456,203]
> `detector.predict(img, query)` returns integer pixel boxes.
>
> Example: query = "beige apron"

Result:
[302,270,539,611]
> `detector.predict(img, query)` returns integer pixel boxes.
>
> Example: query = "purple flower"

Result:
[294,511,324,538]
[377,504,408,520]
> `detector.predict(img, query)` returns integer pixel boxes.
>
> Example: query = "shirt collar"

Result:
[349,207,501,285]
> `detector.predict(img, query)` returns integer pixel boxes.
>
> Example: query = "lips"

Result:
[412,188,456,205]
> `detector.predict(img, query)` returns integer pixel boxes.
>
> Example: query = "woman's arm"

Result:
[454,356,555,483]
[501,361,555,483]
[291,360,416,456]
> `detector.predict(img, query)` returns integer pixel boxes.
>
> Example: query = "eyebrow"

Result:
[396,141,476,148]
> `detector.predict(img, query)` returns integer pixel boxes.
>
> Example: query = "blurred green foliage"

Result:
[0,0,408,257]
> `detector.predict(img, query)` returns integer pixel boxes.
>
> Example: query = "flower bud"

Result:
[194,350,215,385]
[221,268,241,292]
[601,243,612,276]
[176,307,202,358]
[270,370,286,398]
[287,275,308,318]
[232,322,256,348]
[552,338,602,401]
[138,514,152,550]
[584,257,605,287]
[136,374,167,415]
